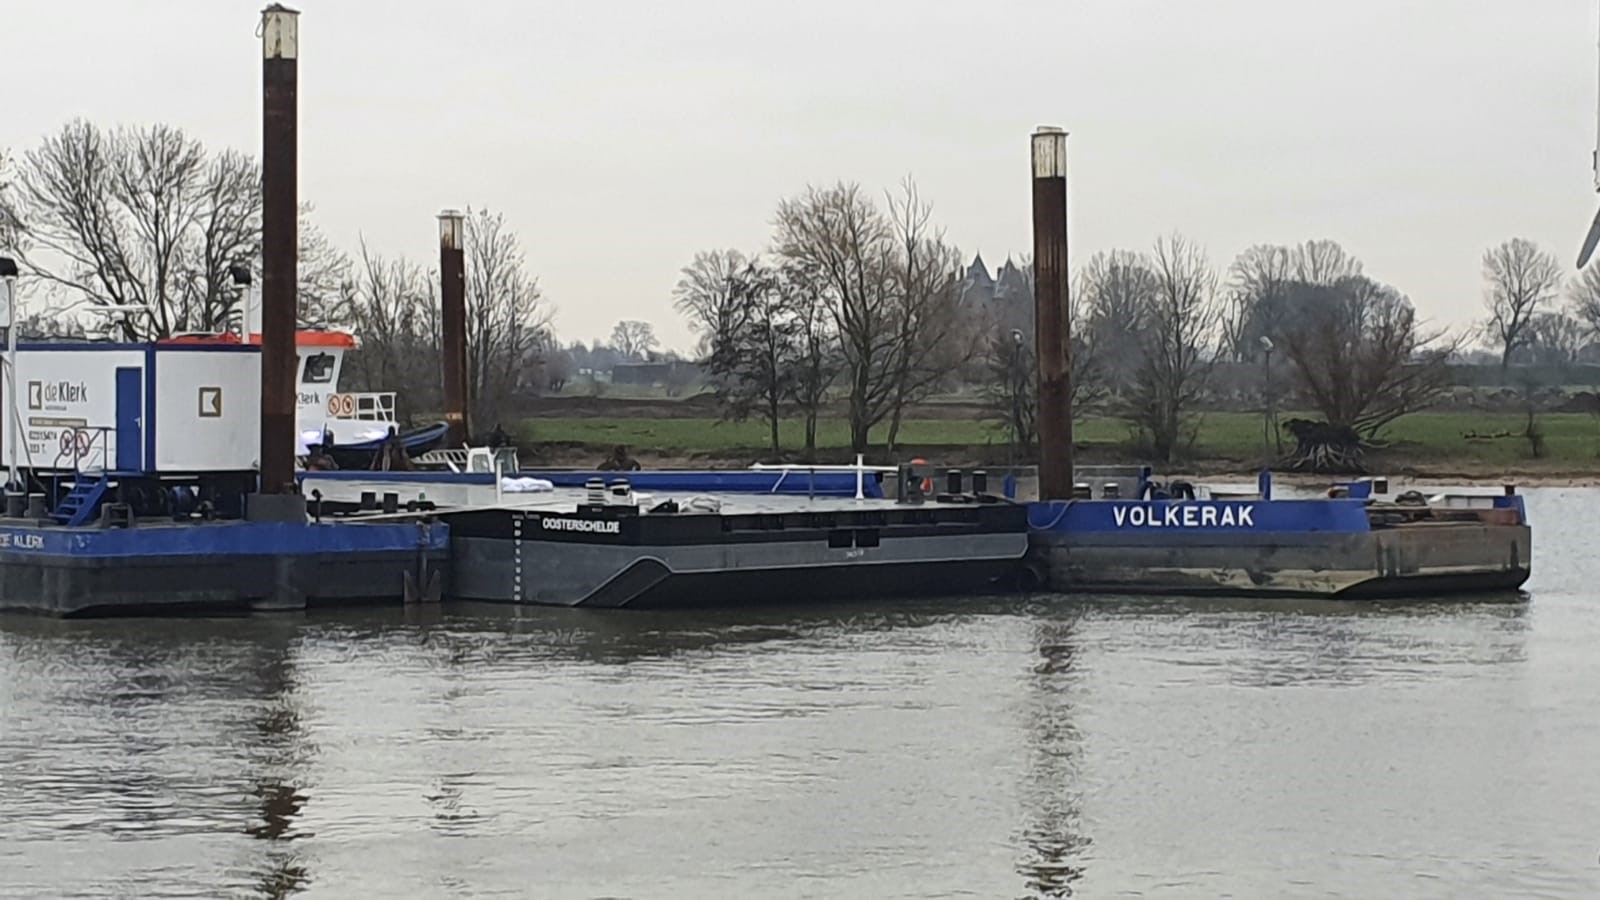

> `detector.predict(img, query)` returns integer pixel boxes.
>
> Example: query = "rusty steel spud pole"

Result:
[438,210,469,448]
[1031,126,1073,500]
[260,4,299,493]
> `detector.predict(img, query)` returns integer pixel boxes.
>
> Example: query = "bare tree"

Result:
[609,319,659,361]
[1278,276,1454,471]
[775,182,899,453]
[334,241,438,425]
[1125,235,1219,462]
[176,148,259,333]
[1288,238,1363,285]
[1568,259,1600,339]
[6,120,349,338]
[295,204,350,329]
[880,180,977,452]
[785,268,840,459]
[774,179,973,453]
[702,261,795,453]
[686,254,839,457]
[982,329,1036,453]
[1069,332,1110,424]
[983,264,1105,455]
[1523,311,1586,368]
[0,149,20,253]
[673,248,750,358]
[1220,240,1362,363]
[10,121,202,338]
[464,208,550,430]
[1078,249,1157,393]
[1219,244,1289,362]
[1482,238,1561,372]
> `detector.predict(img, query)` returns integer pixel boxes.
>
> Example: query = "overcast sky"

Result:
[5,0,1597,351]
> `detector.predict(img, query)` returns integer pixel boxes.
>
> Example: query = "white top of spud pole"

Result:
[261,4,300,60]
[438,209,465,250]
[1031,126,1069,179]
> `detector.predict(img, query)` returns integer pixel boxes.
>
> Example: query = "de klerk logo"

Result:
[198,386,223,418]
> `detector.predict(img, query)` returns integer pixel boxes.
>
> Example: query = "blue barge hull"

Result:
[1025,495,1531,597]
[0,519,449,616]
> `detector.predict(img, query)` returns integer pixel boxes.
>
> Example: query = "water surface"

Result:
[1,487,1595,898]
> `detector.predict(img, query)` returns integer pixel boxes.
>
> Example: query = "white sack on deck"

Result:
[500,477,555,493]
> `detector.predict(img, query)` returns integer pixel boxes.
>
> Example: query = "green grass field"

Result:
[517,411,1600,471]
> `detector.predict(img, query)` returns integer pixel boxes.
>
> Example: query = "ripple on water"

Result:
[1,488,1599,898]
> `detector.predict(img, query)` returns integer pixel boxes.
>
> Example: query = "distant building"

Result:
[956,252,995,303]
[954,253,1034,337]
[610,360,703,387]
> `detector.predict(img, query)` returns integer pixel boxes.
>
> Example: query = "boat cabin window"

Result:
[302,353,337,384]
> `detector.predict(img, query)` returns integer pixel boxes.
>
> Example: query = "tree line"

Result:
[0,120,551,431]
[673,177,1457,468]
[8,121,1594,470]
[677,177,1600,470]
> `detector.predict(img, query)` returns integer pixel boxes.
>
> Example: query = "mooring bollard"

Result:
[946,469,963,495]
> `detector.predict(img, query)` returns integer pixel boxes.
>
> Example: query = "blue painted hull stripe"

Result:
[1027,499,1374,533]
[1026,496,1526,533]
[0,522,449,558]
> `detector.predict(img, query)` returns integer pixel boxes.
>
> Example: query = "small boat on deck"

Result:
[323,423,450,470]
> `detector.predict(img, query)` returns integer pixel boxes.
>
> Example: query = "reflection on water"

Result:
[1,487,1597,898]
[242,634,312,899]
[1015,614,1089,898]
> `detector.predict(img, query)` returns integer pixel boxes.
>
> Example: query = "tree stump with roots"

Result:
[1281,418,1366,474]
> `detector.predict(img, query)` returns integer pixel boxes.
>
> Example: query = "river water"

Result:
[0,487,1595,898]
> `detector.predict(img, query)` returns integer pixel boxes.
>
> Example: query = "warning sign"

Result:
[56,429,94,459]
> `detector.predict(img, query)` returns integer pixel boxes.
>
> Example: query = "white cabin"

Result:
[275,331,399,450]
[1,341,261,475]
[0,329,404,476]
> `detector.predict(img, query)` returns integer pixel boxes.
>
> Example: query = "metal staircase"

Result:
[52,474,110,526]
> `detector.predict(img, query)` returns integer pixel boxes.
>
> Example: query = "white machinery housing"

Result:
[1,342,261,475]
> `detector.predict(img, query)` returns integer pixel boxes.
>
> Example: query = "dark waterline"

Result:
[1,487,1596,898]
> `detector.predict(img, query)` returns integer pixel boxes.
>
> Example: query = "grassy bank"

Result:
[516,410,1600,475]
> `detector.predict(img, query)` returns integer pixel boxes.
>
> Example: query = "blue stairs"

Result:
[52,475,111,526]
